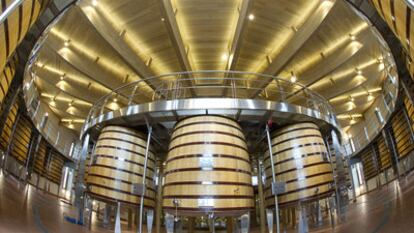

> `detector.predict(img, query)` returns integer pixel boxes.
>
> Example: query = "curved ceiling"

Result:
[27,0,395,133]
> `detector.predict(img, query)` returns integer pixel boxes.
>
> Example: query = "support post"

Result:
[240,213,250,233]
[138,126,152,233]
[155,164,163,233]
[75,133,91,225]
[2,111,21,173]
[147,209,154,233]
[372,144,383,188]
[226,217,233,233]
[257,161,266,233]
[265,124,280,233]
[266,208,274,233]
[128,208,133,229]
[298,204,308,233]
[115,202,122,233]
[188,217,195,233]
[383,129,401,179]
[165,213,175,233]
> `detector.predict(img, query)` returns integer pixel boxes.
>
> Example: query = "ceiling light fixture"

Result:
[355,68,362,75]
[248,14,255,21]
[349,34,356,41]
[92,0,98,6]
[64,40,70,47]
[290,71,297,83]
[221,53,228,61]
[161,17,165,22]
[113,98,118,103]
[378,61,385,71]
[60,73,66,80]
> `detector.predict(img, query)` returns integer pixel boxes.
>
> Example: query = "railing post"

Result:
[128,84,140,105]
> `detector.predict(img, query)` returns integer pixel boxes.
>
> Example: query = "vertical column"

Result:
[138,126,152,233]
[155,163,163,233]
[371,145,381,188]
[382,129,401,179]
[328,130,348,221]
[1,110,21,173]
[257,160,266,233]
[226,217,233,233]
[75,133,91,224]
[265,124,280,233]
[188,217,195,233]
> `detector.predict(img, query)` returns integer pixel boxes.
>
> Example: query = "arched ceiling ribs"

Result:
[250,0,336,97]
[76,3,158,91]
[43,43,142,106]
[284,41,363,101]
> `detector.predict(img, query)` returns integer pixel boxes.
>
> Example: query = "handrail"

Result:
[0,0,24,25]
[83,70,336,133]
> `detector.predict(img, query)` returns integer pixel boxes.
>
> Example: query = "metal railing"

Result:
[84,70,336,128]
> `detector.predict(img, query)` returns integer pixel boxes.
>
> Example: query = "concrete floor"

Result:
[1,171,414,233]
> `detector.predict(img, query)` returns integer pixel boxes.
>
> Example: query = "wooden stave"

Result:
[264,123,334,208]
[86,126,156,207]
[163,115,254,216]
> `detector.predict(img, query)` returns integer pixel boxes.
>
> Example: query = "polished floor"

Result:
[1,171,414,233]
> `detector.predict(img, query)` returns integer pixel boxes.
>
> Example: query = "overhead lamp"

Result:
[378,61,385,71]
[349,34,356,41]
[248,13,255,21]
[64,40,70,47]
[367,92,374,101]
[113,98,118,103]
[161,17,165,22]
[221,53,228,61]
[290,71,297,83]
[60,73,66,80]
[92,0,98,6]
[355,68,362,75]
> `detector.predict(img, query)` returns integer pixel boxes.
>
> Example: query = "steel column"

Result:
[2,111,21,173]
[265,124,280,233]
[257,161,266,233]
[75,133,90,224]
[138,126,152,233]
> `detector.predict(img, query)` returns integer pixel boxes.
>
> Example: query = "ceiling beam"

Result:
[251,0,336,97]
[77,4,158,91]
[159,0,197,96]
[226,0,254,71]
[159,0,192,72]
[222,0,254,96]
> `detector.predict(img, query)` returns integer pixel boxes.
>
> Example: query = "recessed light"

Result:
[161,17,165,22]
[248,14,255,21]
[221,53,228,61]
[290,71,297,83]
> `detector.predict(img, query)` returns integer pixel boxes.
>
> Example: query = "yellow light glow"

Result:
[248,14,255,21]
